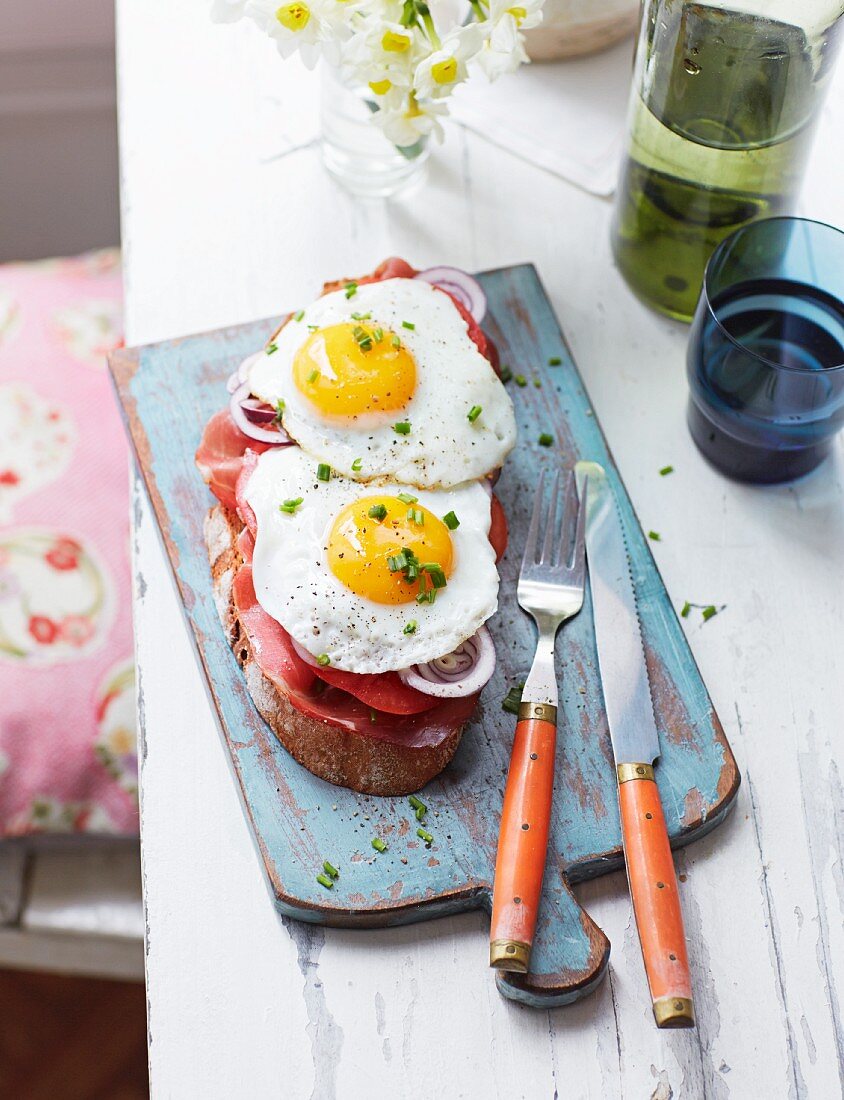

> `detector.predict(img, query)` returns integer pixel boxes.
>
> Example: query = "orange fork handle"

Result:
[618,772,695,1028]
[490,717,556,969]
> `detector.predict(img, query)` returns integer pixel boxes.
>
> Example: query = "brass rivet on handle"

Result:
[490,939,530,973]
[617,762,655,784]
[518,701,557,723]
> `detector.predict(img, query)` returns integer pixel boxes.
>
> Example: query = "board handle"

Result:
[490,707,556,972]
[617,763,695,1028]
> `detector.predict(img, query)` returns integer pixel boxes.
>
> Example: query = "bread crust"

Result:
[204,504,464,796]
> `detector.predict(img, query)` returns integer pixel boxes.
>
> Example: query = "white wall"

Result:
[0,0,120,261]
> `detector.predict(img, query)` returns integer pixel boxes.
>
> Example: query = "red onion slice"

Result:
[227,352,265,394]
[397,626,495,698]
[415,266,487,324]
[229,380,292,445]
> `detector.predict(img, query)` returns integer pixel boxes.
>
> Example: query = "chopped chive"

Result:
[323,860,339,879]
[393,421,411,435]
[266,342,278,355]
[702,605,719,622]
[538,433,554,447]
[659,465,675,476]
[402,320,415,330]
[374,327,384,343]
[391,334,401,349]
[352,325,373,352]
[368,503,387,522]
[417,827,433,844]
[467,405,482,423]
[408,795,426,814]
[316,873,334,889]
[416,588,436,604]
[415,806,426,822]
[279,497,303,515]
[533,379,542,389]
[350,311,371,321]
[502,681,525,715]
[397,492,417,504]
[293,310,305,322]
[351,457,363,472]
[345,281,358,299]
[442,511,460,530]
[274,399,285,425]
[414,508,424,525]
[307,368,320,384]
[500,364,513,383]
[307,324,319,332]
[371,838,388,853]
[648,530,661,541]
[548,356,562,366]
[403,620,417,635]
[515,374,527,387]
[420,562,447,589]
[316,653,331,667]
[316,463,331,482]
[387,551,408,573]
[681,601,692,618]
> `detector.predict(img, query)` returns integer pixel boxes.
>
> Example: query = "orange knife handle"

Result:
[617,764,695,1028]
[490,706,557,972]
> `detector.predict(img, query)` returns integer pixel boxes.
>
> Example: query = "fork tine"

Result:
[569,474,588,579]
[540,471,561,563]
[521,469,545,568]
[554,472,579,567]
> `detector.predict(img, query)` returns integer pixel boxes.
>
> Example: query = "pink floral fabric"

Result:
[0,250,138,836]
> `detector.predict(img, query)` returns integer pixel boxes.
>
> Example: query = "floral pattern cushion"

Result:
[0,250,138,836]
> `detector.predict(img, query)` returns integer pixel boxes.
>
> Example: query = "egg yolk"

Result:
[327,495,454,605]
[293,323,416,417]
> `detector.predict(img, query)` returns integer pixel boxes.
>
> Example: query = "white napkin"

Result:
[450,37,636,197]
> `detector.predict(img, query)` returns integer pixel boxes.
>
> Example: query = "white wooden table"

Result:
[118,4,844,1096]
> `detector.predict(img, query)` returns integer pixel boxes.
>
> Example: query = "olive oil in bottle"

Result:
[611,3,839,321]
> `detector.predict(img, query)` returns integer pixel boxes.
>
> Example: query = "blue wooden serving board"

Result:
[110,264,739,1008]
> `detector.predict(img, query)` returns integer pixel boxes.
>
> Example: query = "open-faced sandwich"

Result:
[196,257,516,795]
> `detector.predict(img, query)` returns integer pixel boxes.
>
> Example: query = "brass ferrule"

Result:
[518,701,557,724]
[489,939,531,973]
[653,996,695,1029]
[617,762,655,784]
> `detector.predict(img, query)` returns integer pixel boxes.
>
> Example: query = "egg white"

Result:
[246,278,516,490]
[244,446,499,674]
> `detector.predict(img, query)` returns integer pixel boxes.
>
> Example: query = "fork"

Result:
[489,469,588,973]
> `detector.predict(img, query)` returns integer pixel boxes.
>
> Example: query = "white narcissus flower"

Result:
[475,0,543,79]
[340,19,423,97]
[413,23,485,100]
[246,0,339,67]
[380,94,448,148]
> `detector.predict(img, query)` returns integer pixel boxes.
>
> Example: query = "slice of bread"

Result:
[204,504,465,795]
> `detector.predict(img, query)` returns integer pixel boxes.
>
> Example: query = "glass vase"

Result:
[611,0,844,321]
[319,64,430,199]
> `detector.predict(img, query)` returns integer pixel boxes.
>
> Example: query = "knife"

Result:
[576,460,695,1029]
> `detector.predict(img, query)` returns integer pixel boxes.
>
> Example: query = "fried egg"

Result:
[244,446,499,674]
[246,278,516,489]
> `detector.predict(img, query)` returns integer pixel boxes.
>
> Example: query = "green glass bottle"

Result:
[611,1,844,321]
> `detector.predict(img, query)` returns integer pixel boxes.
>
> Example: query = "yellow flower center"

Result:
[276,3,310,31]
[431,58,458,85]
[405,93,422,119]
[369,79,392,95]
[382,30,411,52]
[507,6,527,23]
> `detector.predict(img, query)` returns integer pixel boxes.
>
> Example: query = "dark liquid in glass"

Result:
[687,278,844,481]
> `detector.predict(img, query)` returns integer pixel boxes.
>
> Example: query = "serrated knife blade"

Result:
[575,459,695,1030]
[575,461,660,766]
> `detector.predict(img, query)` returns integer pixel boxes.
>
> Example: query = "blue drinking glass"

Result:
[687,216,844,483]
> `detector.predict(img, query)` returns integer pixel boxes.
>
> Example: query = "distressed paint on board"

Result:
[110,264,739,1008]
